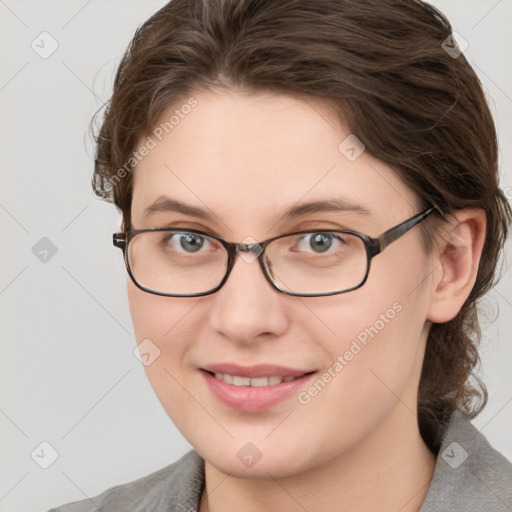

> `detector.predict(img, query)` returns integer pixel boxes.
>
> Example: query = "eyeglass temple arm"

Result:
[370,206,436,257]
[113,233,127,249]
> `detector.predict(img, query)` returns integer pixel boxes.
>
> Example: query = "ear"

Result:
[426,208,486,323]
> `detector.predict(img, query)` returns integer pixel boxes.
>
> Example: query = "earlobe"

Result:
[426,209,486,323]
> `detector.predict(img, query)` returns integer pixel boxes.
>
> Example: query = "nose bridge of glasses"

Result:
[219,239,274,292]
[236,242,264,256]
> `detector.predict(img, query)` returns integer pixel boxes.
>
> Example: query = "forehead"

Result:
[131,90,417,232]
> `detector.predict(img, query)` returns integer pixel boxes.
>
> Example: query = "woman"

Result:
[50,0,512,510]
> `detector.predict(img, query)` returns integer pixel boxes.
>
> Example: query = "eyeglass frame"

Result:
[113,206,435,298]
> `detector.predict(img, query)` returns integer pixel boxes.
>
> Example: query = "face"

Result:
[127,89,434,479]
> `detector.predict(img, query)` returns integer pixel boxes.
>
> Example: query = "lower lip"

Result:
[200,370,316,412]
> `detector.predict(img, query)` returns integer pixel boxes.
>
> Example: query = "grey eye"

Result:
[179,233,205,252]
[296,233,342,254]
[162,232,207,253]
[308,233,334,253]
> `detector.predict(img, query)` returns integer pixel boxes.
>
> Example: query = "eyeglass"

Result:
[113,206,434,298]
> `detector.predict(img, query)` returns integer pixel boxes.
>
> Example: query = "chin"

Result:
[198,440,314,480]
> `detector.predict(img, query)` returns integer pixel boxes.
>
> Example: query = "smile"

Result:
[212,373,299,387]
[200,367,317,412]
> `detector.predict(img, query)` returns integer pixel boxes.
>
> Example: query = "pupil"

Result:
[180,234,204,252]
[310,234,332,253]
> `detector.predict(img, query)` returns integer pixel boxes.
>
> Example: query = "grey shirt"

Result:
[49,411,512,511]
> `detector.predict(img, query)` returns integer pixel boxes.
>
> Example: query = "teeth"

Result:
[233,376,250,386]
[213,373,299,387]
[250,377,270,387]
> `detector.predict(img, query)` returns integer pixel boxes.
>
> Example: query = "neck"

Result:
[200,406,436,512]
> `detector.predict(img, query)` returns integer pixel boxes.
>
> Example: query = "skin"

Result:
[127,89,486,512]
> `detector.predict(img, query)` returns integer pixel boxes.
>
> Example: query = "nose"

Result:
[207,250,290,344]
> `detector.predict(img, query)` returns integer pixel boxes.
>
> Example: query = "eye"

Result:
[294,232,344,254]
[162,232,211,253]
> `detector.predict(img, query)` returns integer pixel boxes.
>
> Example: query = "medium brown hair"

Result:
[92,0,511,451]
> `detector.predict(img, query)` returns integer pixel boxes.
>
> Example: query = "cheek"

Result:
[127,282,206,433]
[309,298,414,391]
[127,283,200,389]
[306,252,430,411]
[127,281,202,345]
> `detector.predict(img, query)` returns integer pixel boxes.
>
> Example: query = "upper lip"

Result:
[201,363,315,379]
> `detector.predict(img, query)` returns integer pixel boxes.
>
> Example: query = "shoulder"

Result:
[47,450,204,512]
[420,410,512,511]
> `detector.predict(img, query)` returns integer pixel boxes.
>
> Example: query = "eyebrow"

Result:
[283,198,372,219]
[143,196,372,222]
[144,197,215,220]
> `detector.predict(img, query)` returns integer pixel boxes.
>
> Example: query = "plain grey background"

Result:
[0,1,510,510]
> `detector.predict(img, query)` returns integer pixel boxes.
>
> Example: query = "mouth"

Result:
[203,370,311,387]
[199,364,317,412]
